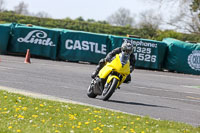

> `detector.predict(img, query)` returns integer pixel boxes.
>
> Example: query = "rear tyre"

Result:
[87,84,97,98]
[100,78,118,101]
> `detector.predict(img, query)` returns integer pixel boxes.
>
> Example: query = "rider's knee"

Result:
[99,58,106,67]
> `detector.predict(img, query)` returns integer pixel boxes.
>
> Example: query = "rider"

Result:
[91,40,136,83]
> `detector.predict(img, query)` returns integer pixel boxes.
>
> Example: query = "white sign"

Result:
[123,39,158,63]
[17,30,56,46]
[65,39,107,55]
[188,50,200,71]
[133,47,157,63]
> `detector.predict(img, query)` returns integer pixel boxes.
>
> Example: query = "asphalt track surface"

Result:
[0,55,200,127]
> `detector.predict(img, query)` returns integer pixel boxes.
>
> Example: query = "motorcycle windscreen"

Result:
[98,54,130,79]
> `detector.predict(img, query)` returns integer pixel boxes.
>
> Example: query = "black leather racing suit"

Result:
[92,47,136,81]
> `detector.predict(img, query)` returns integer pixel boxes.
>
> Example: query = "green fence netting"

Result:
[163,38,200,75]
[8,24,60,59]
[58,30,111,64]
[0,23,13,54]
[109,35,167,70]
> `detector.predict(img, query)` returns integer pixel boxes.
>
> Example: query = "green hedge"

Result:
[0,12,136,37]
[0,12,200,42]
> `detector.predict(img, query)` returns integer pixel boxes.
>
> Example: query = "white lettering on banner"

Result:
[132,47,157,63]
[82,41,89,50]
[17,30,56,46]
[123,39,158,63]
[65,39,106,55]
[188,50,200,71]
[134,53,157,63]
[95,43,101,54]
[132,40,157,48]
[65,40,73,49]
[89,42,95,52]
[73,40,81,50]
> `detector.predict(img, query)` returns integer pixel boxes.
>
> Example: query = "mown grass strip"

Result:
[0,90,199,133]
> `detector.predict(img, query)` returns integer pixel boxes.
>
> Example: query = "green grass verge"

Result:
[0,90,199,133]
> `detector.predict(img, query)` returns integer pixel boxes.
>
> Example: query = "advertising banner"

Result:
[58,30,111,64]
[8,24,60,59]
[163,38,200,75]
[0,23,12,54]
[109,35,167,70]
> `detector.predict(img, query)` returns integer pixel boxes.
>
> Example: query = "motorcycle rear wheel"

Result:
[100,78,118,101]
[87,84,97,98]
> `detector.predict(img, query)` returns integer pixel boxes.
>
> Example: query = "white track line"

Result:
[132,85,200,95]
[0,85,141,116]
[118,91,200,103]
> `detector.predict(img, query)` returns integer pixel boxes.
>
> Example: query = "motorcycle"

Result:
[87,53,131,101]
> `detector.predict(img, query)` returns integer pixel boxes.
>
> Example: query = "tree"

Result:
[0,0,5,12]
[75,16,84,21]
[151,0,200,34]
[14,1,29,15]
[87,19,96,23]
[167,0,200,34]
[86,19,108,24]
[137,10,163,38]
[97,20,109,24]
[107,8,135,27]
[64,17,72,21]
[191,0,200,12]
[35,11,51,18]
[138,10,162,30]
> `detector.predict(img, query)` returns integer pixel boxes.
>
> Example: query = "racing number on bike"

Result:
[133,47,156,63]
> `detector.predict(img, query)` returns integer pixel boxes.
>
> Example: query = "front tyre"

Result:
[87,84,97,98]
[100,78,118,101]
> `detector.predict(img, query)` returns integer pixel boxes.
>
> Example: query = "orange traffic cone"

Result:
[24,49,31,64]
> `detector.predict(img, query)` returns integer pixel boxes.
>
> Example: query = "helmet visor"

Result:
[120,52,129,66]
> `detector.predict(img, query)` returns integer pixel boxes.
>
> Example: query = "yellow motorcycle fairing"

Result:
[98,54,130,87]
[106,75,120,87]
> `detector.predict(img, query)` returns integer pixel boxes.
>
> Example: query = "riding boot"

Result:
[123,74,131,83]
[91,59,106,79]
[91,70,99,79]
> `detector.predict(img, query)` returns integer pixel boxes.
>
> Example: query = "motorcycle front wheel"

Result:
[100,78,118,101]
